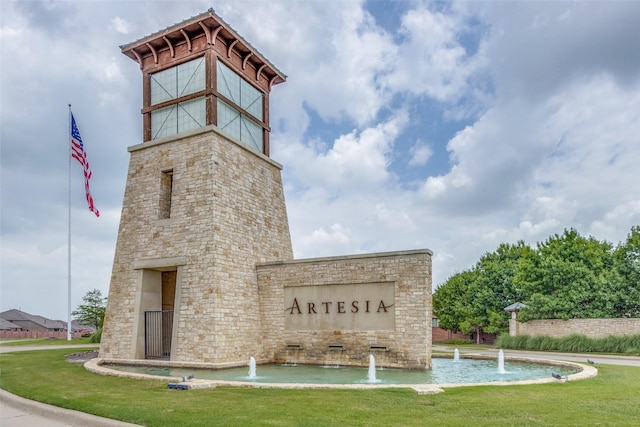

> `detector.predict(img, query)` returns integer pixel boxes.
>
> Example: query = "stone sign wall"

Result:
[257,250,432,369]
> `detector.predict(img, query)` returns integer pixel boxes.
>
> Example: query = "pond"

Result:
[106,355,579,385]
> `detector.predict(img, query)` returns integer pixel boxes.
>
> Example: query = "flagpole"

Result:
[68,104,72,341]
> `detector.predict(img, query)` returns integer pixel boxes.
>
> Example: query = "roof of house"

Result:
[0,309,67,330]
[0,317,22,330]
[71,319,97,332]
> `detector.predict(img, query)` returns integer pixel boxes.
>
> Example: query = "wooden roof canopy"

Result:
[120,8,287,89]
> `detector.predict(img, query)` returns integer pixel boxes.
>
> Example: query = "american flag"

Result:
[70,113,100,217]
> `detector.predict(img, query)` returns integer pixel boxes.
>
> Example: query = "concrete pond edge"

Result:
[84,354,598,395]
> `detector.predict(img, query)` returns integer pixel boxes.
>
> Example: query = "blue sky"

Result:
[1,0,639,320]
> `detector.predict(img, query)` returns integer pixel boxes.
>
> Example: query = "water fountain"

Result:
[248,357,257,379]
[497,349,507,374]
[453,348,460,362]
[102,355,581,386]
[367,354,379,383]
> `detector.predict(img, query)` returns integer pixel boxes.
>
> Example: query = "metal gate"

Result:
[144,310,173,359]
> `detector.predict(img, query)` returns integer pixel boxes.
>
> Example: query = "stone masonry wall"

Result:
[256,250,433,369]
[517,318,640,339]
[101,126,293,363]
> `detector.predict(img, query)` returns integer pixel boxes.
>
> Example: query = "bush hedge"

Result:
[444,338,474,345]
[495,333,640,355]
[89,328,102,343]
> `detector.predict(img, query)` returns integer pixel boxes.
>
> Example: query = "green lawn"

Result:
[1,348,639,426]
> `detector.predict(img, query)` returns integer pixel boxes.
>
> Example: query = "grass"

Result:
[0,337,94,346]
[1,348,640,426]
[436,343,495,350]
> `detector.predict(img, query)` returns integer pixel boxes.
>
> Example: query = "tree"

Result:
[433,242,533,341]
[433,269,477,333]
[611,226,640,317]
[72,289,107,330]
[516,228,615,321]
[471,242,533,334]
[434,226,640,339]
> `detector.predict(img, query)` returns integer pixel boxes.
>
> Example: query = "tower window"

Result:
[216,61,264,152]
[149,57,206,140]
[151,57,205,105]
[217,99,263,153]
[159,170,173,219]
[151,98,206,140]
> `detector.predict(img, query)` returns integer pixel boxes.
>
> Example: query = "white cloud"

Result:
[110,16,131,34]
[480,1,640,99]
[589,201,640,244]
[2,0,639,318]
[218,1,397,128]
[383,4,486,107]
[298,223,352,256]
[408,142,433,167]
[282,112,408,193]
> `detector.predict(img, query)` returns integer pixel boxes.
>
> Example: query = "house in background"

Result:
[71,319,97,335]
[0,309,67,332]
[431,316,497,344]
[0,317,23,331]
[0,309,88,339]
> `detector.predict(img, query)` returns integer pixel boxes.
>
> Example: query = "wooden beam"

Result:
[180,29,192,52]
[199,22,212,45]
[242,52,253,70]
[256,64,266,82]
[211,26,223,46]
[162,36,174,58]
[145,42,158,64]
[227,39,238,58]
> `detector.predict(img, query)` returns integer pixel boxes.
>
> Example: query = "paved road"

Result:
[0,343,100,353]
[433,345,640,367]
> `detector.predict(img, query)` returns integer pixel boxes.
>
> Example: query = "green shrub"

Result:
[445,338,473,345]
[498,333,640,354]
[498,334,530,350]
[558,334,595,353]
[624,347,640,356]
[89,328,102,343]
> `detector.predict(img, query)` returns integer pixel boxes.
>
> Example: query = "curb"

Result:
[0,389,140,427]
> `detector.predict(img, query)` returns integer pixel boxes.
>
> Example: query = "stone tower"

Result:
[100,9,293,364]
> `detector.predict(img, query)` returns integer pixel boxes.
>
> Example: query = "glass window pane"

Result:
[151,67,177,105]
[217,100,264,153]
[217,99,241,140]
[217,61,240,104]
[151,57,205,105]
[240,78,263,120]
[178,98,206,133]
[178,57,205,97]
[241,116,263,152]
[151,105,177,139]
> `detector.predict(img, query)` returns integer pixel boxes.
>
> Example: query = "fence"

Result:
[515,318,640,339]
[144,310,174,359]
[0,330,85,339]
